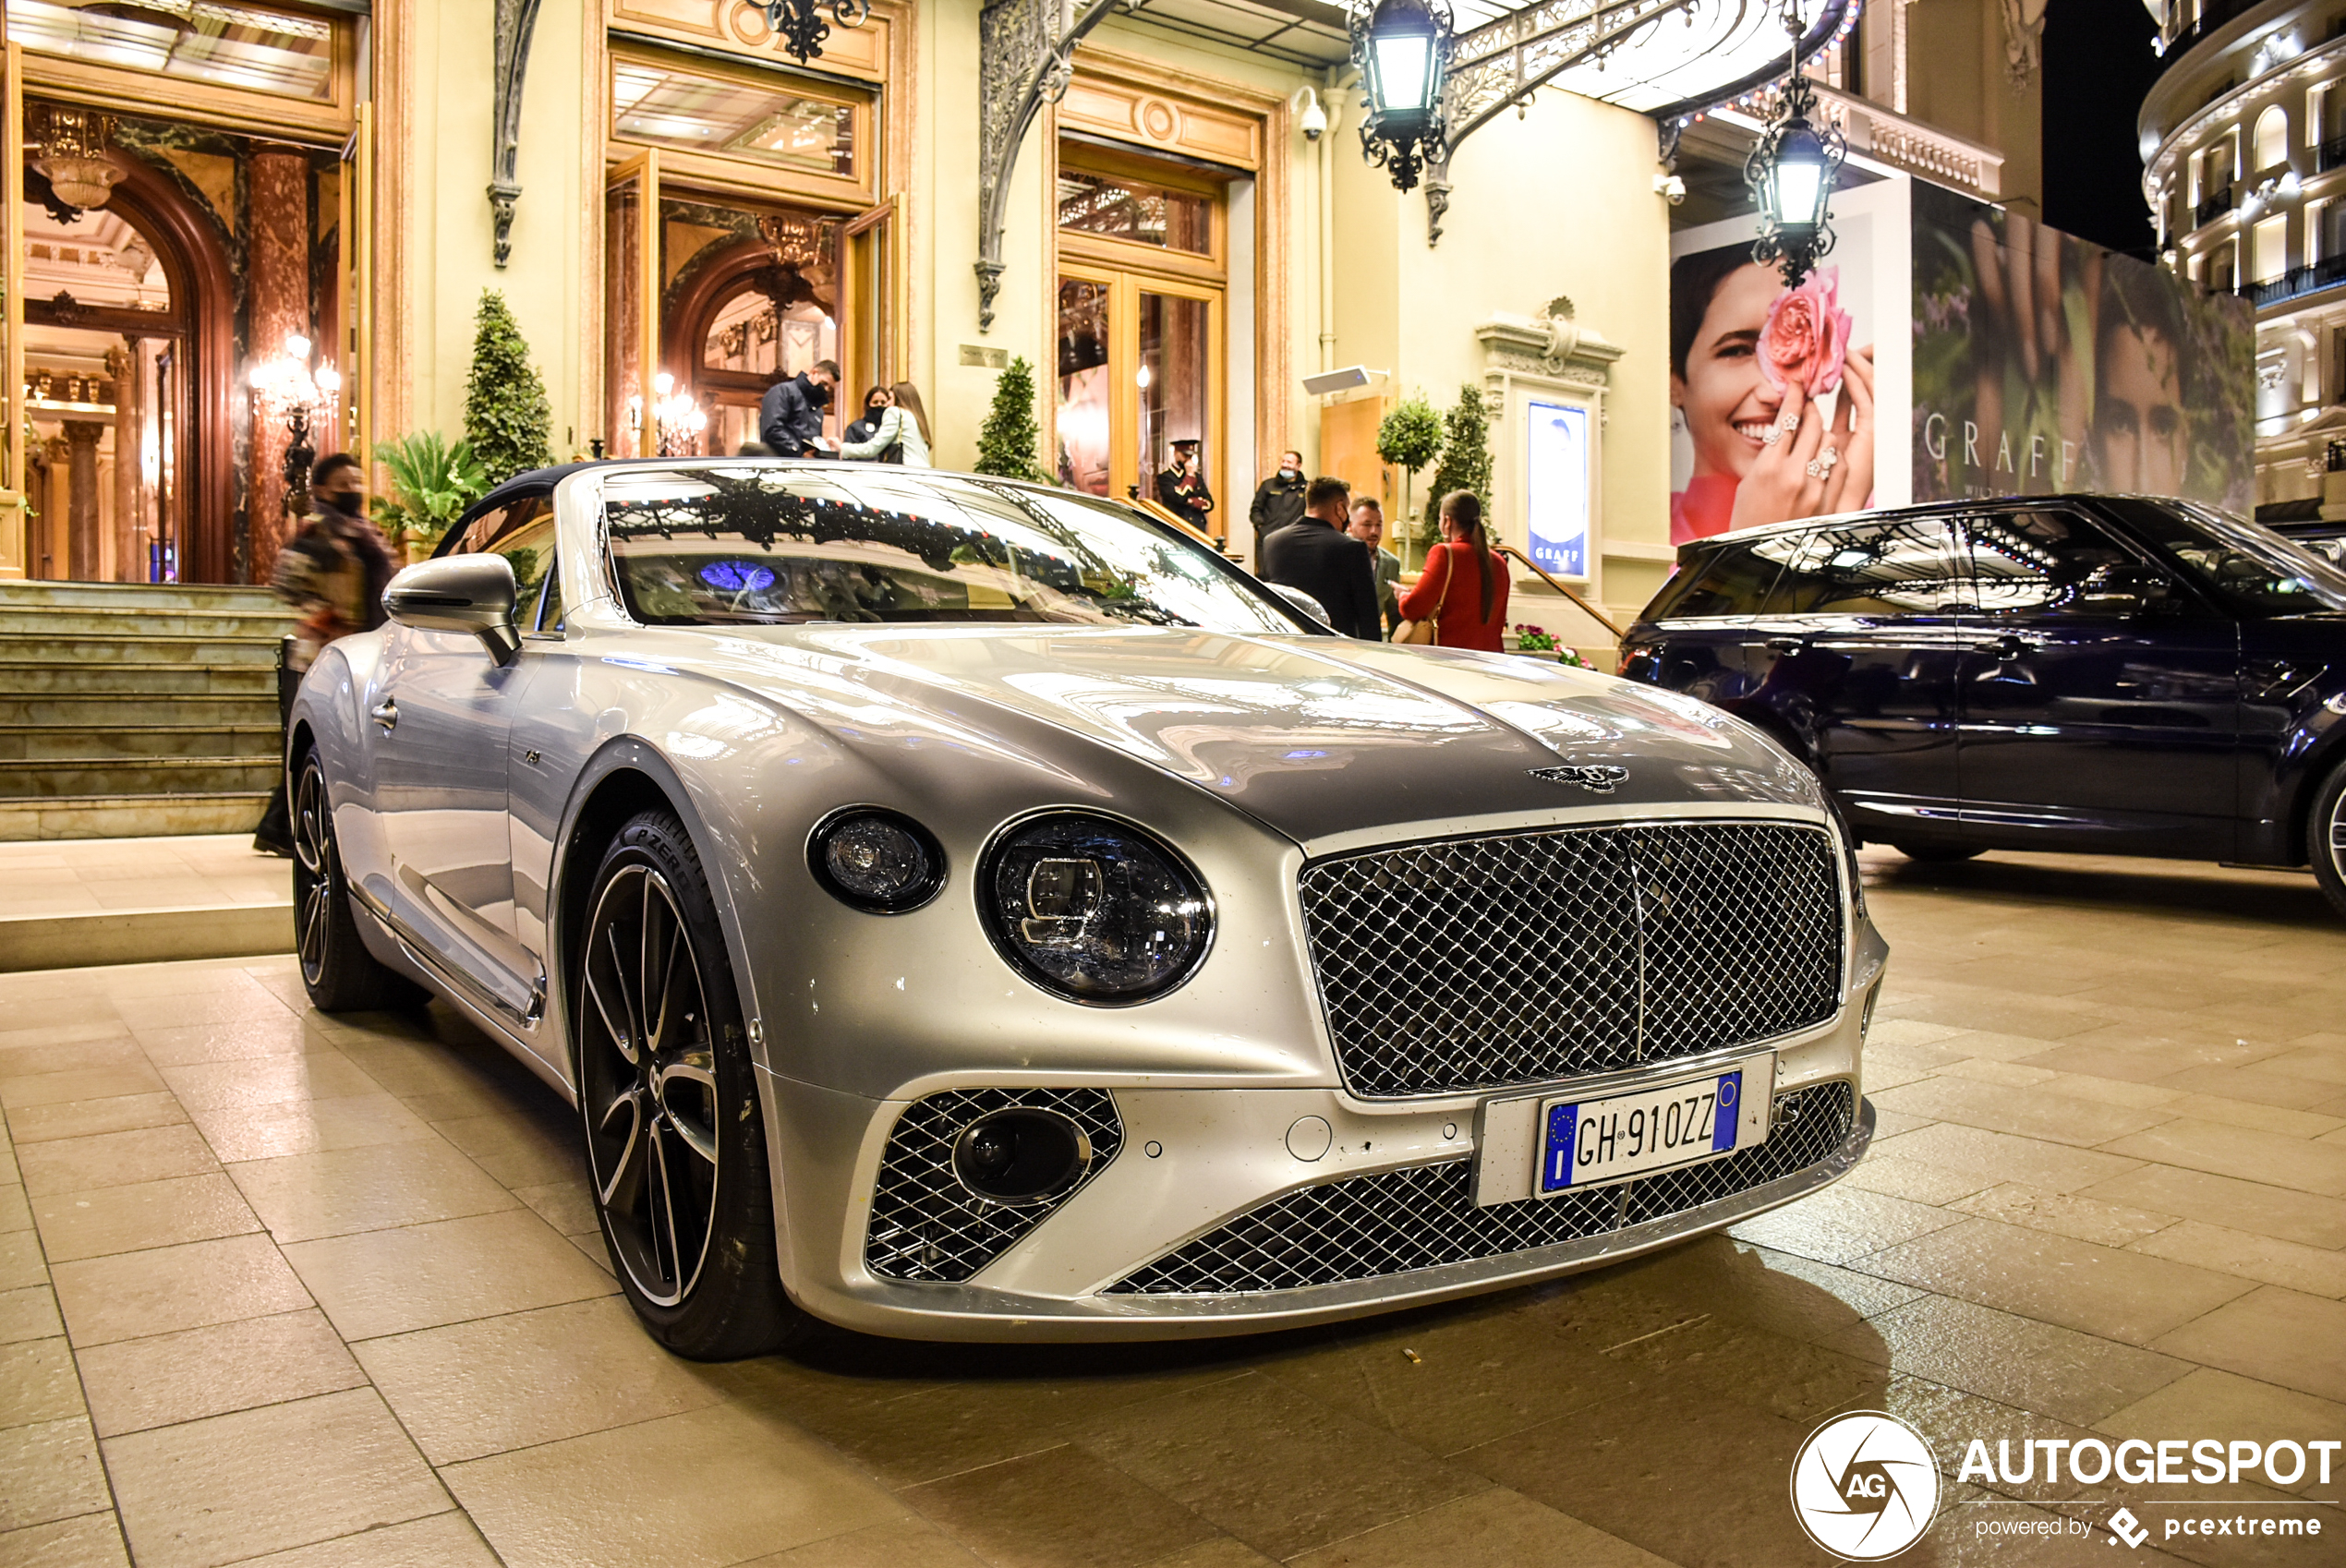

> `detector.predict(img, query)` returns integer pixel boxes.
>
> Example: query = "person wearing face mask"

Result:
[841,385,892,454]
[758,358,840,458]
[254,452,396,855]
[1249,449,1307,562]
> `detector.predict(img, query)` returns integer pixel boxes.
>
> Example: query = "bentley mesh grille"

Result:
[1107,1081,1854,1296]
[1300,820,1844,1098]
[865,1089,1122,1284]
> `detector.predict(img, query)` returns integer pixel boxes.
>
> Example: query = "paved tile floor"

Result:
[0,837,290,920]
[2,848,2343,1568]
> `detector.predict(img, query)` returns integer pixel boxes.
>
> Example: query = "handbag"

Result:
[1393,546,1452,645]
[877,409,906,464]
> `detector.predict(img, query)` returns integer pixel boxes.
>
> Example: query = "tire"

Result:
[1893,843,1985,864]
[291,748,427,1013]
[2311,757,2346,922]
[574,808,810,1359]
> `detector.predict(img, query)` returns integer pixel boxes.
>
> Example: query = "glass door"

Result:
[1052,267,1220,531]
[604,151,659,459]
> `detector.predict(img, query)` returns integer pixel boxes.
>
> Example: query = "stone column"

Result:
[62,420,103,582]
[110,343,143,583]
[248,148,311,585]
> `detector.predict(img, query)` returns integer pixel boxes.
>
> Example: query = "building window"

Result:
[2256,104,2290,171]
[611,52,861,181]
[1058,166,1214,255]
[2255,213,2289,282]
[7,0,336,103]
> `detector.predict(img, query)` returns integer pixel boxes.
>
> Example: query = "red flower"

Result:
[1757,266,1854,398]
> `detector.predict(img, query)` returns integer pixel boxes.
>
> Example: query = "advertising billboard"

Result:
[1908,182,2254,513]
[1525,399,1590,578]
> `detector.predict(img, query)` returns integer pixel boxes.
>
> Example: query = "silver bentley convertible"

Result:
[287,458,1885,1357]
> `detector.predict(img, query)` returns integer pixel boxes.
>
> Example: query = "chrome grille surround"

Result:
[1299,820,1844,1099]
[865,1089,1122,1284]
[1107,1081,1854,1296]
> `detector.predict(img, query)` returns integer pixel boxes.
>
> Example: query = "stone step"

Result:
[0,632,284,665]
[0,791,273,841]
[0,661,279,695]
[0,581,282,614]
[0,725,283,762]
[0,603,292,638]
[0,900,294,971]
[0,693,281,727]
[0,756,282,800]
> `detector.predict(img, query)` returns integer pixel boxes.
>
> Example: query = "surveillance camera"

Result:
[1296,86,1327,141]
[1654,173,1686,205]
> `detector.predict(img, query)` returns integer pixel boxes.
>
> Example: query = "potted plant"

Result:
[372,432,489,562]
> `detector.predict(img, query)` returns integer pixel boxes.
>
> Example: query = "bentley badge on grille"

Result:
[1530,764,1629,794]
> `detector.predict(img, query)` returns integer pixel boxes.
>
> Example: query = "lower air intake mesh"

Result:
[1107,1081,1854,1296]
[865,1089,1122,1284]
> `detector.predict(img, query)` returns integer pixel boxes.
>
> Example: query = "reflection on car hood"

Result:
[688,625,1821,845]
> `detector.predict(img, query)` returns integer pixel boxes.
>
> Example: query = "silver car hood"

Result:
[674,624,1821,847]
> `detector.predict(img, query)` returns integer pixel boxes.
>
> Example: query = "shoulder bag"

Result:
[1392,545,1452,645]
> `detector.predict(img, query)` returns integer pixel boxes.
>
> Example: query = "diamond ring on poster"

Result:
[1471,1052,1775,1206]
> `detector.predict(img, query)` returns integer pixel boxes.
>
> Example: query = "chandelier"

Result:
[759,0,873,66]
[1744,0,1844,288]
[1349,0,1454,194]
[30,104,122,211]
[629,372,707,458]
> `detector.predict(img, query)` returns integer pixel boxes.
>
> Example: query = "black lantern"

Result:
[760,0,871,66]
[1744,2,1844,287]
[1351,0,1453,194]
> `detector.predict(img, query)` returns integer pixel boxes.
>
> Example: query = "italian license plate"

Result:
[1536,1067,1750,1195]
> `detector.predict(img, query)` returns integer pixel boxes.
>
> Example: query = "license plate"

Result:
[1536,1067,1749,1195]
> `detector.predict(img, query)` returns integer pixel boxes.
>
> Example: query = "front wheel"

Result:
[1893,843,1984,864]
[2310,758,2346,922]
[574,808,810,1359]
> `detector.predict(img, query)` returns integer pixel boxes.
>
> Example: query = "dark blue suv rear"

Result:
[1617,495,2346,919]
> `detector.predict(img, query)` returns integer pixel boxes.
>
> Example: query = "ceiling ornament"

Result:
[29,105,121,212]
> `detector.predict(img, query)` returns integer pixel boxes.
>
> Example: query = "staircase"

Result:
[0,580,291,841]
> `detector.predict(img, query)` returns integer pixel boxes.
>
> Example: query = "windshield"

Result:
[2106,499,2346,616]
[599,466,1306,633]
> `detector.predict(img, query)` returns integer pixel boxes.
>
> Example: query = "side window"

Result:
[1762,518,1969,616]
[444,504,509,559]
[533,559,565,634]
[495,515,557,620]
[1662,543,1788,618]
[442,492,551,560]
[1963,510,2141,617]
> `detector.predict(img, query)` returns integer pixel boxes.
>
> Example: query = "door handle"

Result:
[369,699,399,731]
[1995,633,2029,661]
[1766,637,1806,656]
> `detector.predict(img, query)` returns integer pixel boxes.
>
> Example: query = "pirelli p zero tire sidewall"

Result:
[2312,757,2346,923]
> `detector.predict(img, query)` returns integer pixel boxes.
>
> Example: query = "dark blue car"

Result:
[1618,495,2346,919]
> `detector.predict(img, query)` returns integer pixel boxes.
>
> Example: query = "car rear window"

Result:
[1649,542,1788,619]
[1762,518,1969,616]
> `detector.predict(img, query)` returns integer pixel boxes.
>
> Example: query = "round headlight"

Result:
[808,809,945,913]
[981,813,1212,1003]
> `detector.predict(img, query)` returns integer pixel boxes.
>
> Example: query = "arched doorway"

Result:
[659,202,842,457]
[21,144,235,584]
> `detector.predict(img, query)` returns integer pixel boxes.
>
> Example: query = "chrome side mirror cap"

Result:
[382,554,521,665]
[1265,582,1333,629]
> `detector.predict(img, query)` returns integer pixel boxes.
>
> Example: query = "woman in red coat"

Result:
[1397,491,1508,651]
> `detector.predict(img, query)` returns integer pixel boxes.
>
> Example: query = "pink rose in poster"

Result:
[1758,266,1854,398]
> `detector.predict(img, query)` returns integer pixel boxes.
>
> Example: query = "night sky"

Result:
[2042,0,2165,259]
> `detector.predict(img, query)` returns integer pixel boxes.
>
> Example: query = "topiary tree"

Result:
[463,290,553,487]
[1424,381,1494,536]
[1375,390,1443,559]
[973,356,1051,483]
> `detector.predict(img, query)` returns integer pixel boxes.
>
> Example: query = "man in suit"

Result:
[758,359,839,457]
[1260,475,1381,640]
[1348,496,1402,638]
[1248,450,1307,561]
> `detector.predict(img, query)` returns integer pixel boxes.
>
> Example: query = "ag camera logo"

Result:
[1791,1411,1942,1560]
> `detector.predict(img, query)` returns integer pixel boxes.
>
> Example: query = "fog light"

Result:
[951,1108,1093,1203]
[808,808,945,913]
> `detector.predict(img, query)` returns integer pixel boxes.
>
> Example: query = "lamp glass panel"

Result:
[1373,35,1432,113]
[1772,160,1825,229]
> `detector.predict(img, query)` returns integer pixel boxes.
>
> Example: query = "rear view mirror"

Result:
[383,555,521,664]
[1266,583,1334,628]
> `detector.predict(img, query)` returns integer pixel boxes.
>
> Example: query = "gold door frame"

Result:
[0,42,25,580]
[1055,262,1225,525]
[605,149,661,458]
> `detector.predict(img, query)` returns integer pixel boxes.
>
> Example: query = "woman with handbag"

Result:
[838,380,934,466]
[1395,490,1508,650]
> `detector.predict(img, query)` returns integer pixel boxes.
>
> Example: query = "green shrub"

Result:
[371,432,489,554]
[974,356,1052,483]
[463,290,553,486]
[1375,392,1443,556]
[1425,382,1493,533]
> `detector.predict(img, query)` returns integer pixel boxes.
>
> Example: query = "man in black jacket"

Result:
[758,359,839,456]
[1248,450,1306,559]
[1260,476,1381,640]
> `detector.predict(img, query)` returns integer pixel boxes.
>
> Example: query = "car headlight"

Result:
[981,813,1212,1003]
[808,808,946,913]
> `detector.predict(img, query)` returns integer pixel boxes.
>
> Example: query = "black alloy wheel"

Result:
[576,809,806,1357]
[2312,757,2346,923]
[291,749,423,1013]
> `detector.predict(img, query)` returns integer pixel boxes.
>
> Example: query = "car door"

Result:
[1747,514,1977,841]
[1953,505,2240,858]
[371,494,554,1021]
[1630,534,1799,711]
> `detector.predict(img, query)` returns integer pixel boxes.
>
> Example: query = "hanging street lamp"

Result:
[759,0,872,66]
[1744,0,1844,287]
[1350,0,1454,194]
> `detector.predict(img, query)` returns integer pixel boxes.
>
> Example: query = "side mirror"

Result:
[1265,582,1334,629]
[2079,563,2177,614]
[383,555,521,664]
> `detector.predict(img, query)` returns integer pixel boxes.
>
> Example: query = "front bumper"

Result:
[756,960,1881,1342]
